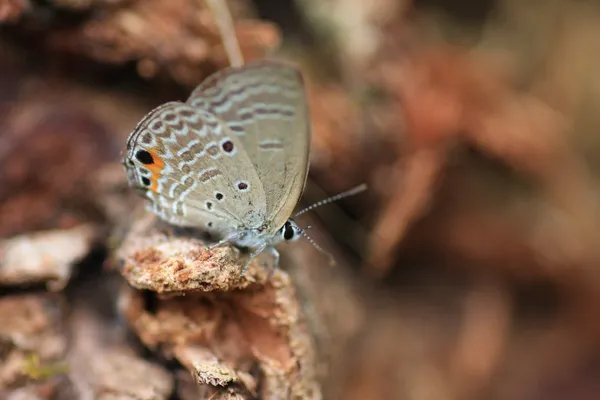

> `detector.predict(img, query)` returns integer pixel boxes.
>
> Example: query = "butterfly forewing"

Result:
[124,101,267,236]
[186,60,311,234]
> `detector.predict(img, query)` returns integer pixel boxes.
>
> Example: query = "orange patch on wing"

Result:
[146,149,165,192]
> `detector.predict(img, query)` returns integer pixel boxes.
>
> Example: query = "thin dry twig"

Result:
[206,0,245,67]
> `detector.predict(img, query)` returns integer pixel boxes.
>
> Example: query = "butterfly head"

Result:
[233,219,302,249]
[277,219,303,243]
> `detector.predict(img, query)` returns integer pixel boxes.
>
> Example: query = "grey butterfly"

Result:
[123,60,310,272]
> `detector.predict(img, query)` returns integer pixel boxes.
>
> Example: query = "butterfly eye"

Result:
[283,222,295,240]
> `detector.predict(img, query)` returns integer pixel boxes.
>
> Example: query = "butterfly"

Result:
[123,60,310,273]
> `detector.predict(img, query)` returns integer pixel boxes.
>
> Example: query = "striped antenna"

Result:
[301,226,336,266]
[294,183,367,218]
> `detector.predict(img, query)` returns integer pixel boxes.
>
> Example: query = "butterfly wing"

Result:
[186,60,311,233]
[124,101,268,237]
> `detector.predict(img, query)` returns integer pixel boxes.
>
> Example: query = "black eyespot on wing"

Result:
[136,150,154,164]
[222,140,234,153]
[215,192,223,201]
[141,177,151,186]
[284,222,294,240]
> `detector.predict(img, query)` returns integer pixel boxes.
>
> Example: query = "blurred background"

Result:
[2,0,600,399]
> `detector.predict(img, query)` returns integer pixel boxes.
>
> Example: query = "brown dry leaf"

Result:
[0,92,118,238]
[176,368,247,400]
[366,46,598,275]
[67,302,174,399]
[331,301,454,400]
[296,0,409,76]
[0,294,67,390]
[117,213,272,293]
[51,0,128,10]
[118,215,322,399]
[365,47,475,272]
[465,95,600,272]
[0,0,29,23]
[368,146,446,272]
[71,350,173,399]
[449,282,511,400]
[47,0,280,86]
[175,346,252,389]
[0,225,98,290]
[307,81,368,191]
[120,277,321,399]
[1,379,70,400]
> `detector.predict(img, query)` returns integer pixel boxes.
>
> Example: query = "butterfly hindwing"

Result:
[186,60,311,234]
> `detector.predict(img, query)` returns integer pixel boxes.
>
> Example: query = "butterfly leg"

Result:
[266,247,280,280]
[205,231,242,251]
[240,243,268,275]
